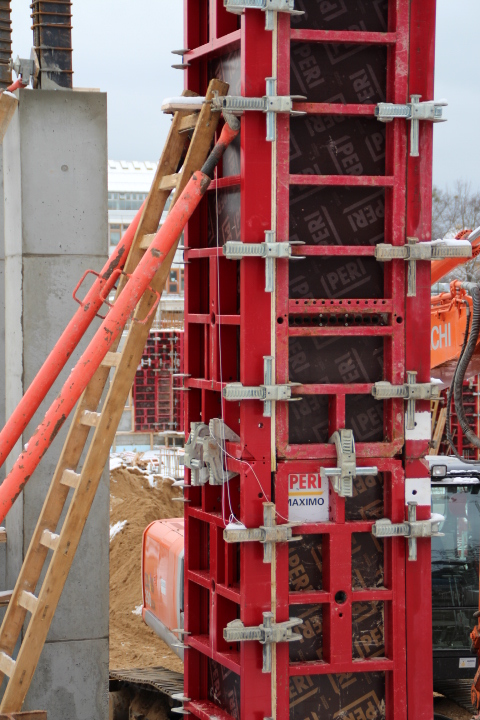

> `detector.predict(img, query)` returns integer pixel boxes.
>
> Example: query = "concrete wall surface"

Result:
[3,89,109,720]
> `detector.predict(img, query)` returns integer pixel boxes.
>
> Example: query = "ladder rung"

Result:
[0,651,15,677]
[101,351,122,368]
[178,113,199,133]
[139,233,156,251]
[60,469,80,489]
[0,590,13,607]
[18,590,38,614]
[79,410,101,427]
[159,173,180,191]
[40,529,60,551]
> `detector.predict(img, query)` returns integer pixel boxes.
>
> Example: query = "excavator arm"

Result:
[431,228,480,285]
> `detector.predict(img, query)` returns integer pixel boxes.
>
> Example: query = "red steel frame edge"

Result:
[183,2,274,718]
[404,0,437,718]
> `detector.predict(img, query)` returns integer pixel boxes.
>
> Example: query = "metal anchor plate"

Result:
[224,612,302,672]
[375,95,447,157]
[320,429,378,498]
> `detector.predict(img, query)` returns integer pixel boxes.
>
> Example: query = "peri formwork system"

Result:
[182,1,437,718]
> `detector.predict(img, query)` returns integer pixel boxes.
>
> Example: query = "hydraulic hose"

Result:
[446,282,480,460]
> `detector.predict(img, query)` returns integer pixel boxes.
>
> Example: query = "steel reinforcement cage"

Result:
[182,1,435,718]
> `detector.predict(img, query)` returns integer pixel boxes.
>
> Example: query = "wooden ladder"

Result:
[0,77,228,713]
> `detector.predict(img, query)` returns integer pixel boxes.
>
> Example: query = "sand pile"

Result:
[109,462,184,674]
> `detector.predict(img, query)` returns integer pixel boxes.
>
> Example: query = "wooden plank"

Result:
[0,652,15,677]
[101,351,122,368]
[17,591,37,615]
[39,531,59,551]
[430,399,439,435]
[0,713,47,719]
[0,92,18,144]
[0,528,6,543]
[178,112,199,132]
[0,592,13,608]
[159,173,180,191]
[139,233,156,251]
[60,469,80,489]
[429,407,447,455]
[0,78,229,713]
[79,410,101,427]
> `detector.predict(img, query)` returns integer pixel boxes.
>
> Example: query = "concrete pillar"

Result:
[3,90,109,720]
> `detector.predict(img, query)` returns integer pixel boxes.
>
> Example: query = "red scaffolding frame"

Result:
[182,1,436,717]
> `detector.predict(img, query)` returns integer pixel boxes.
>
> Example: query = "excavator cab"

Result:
[429,457,480,682]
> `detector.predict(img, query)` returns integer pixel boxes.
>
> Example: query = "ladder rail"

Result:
[0,78,228,711]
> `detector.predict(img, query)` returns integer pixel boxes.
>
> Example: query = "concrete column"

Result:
[3,90,109,720]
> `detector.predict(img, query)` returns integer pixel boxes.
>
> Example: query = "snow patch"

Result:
[110,520,127,541]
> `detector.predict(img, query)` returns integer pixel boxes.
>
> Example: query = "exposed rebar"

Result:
[30,1,72,89]
[0,1,12,89]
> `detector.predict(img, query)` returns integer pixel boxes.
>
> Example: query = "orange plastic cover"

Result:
[142,518,184,634]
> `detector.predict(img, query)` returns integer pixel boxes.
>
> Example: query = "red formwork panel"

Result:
[133,330,185,432]
[182,0,436,718]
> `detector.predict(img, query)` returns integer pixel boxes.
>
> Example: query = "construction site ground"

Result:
[109,454,473,720]
[109,458,183,674]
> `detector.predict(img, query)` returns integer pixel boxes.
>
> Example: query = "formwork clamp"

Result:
[223,502,301,563]
[375,237,472,296]
[372,502,444,561]
[184,419,240,486]
[320,429,378,498]
[224,612,302,672]
[224,0,303,30]
[372,372,441,430]
[375,95,447,157]
[223,233,305,292]
[223,356,301,417]
[212,79,306,141]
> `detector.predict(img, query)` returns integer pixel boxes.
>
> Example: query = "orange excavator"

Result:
[431,227,480,372]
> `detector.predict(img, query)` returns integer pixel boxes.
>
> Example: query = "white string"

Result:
[213,140,288,527]
[215,163,240,527]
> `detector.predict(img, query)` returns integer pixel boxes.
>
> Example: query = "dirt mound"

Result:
[109,465,184,673]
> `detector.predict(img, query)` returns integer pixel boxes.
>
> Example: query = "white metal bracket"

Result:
[184,419,240,486]
[375,237,472,296]
[320,429,378,498]
[224,612,302,672]
[223,503,301,563]
[223,233,304,292]
[375,95,447,157]
[223,356,301,417]
[372,502,444,561]
[372,372,441,430]
[212,79,305,141]
[224,0,303,30]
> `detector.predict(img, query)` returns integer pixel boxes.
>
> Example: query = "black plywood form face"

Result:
[346,473,384,521]
[289,671,386,719]
[291,43,387,104]
[346,393,384,442]
[352,533,384,589]
[289,256,384,299]
[289,534,323,591]
[289,336,384,384]
[289,394,329,444]
[290,604,323,662]
[290,116,386,176]
[352,601,385,660]
[208,659,240,719]
[289,186,385,246]
[291,0,388,31]
[208,188,241,247]
[208,50,241,177]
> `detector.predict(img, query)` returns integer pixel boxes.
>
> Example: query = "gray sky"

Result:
[11,0,480,190]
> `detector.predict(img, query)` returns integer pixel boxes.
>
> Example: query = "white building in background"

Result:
[108,160,184,304]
